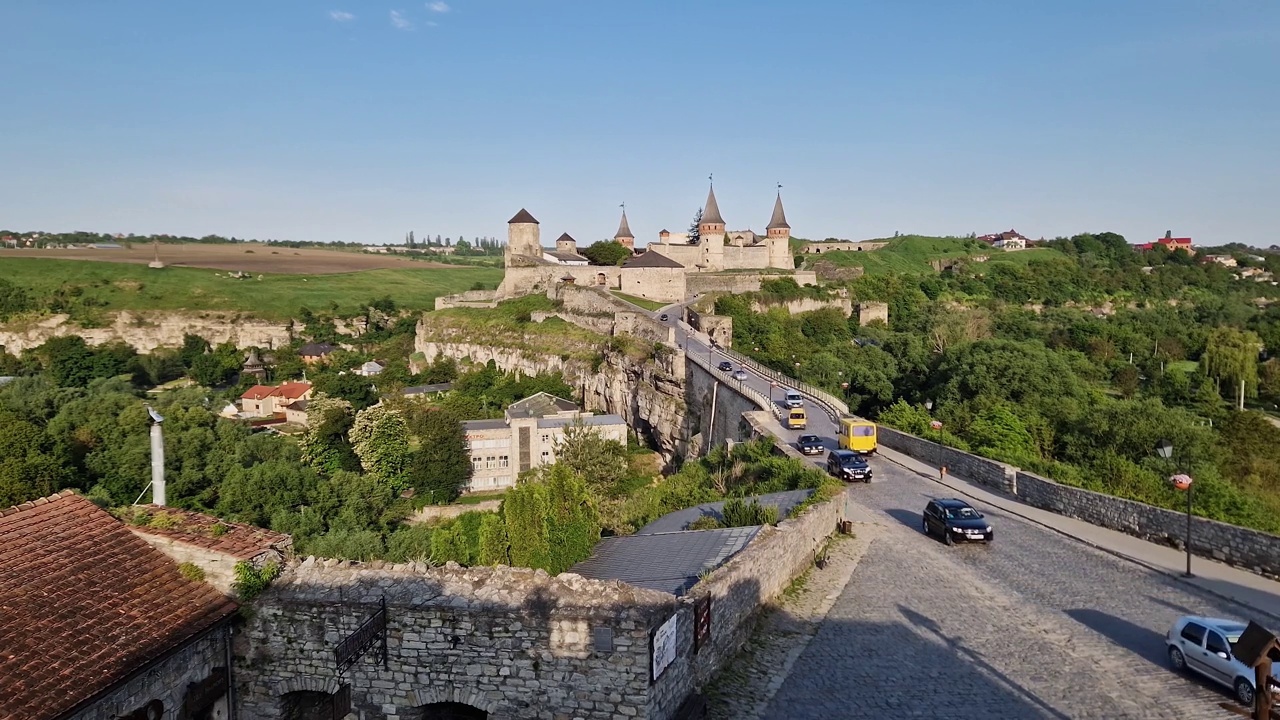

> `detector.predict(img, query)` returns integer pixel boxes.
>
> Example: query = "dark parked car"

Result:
[717,361,733,372]
[922,498,993,545]
[659,314,668,321]
[797,435,824,455]
[826,450,871,482]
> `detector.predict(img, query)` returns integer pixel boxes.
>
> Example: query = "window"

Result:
[1180,622,1207,646]
[541,434,550,444]
[471,456,483,471]
[485,456,497,469]
[1206,631,1230,656]
[498,455,509,468]
[852,426,875,437]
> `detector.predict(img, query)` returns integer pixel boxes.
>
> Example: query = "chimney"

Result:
[150,420,166,506]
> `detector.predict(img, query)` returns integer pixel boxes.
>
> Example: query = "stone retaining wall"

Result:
[877,425,1280,578]
[407,500,503,524]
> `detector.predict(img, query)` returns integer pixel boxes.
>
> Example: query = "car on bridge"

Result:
[826,450,871,482]
[732,369,749,381]
[922,498,993,545]
[784,390,804,408]
[797,435,824,455]
[1166,615,1280,706]
[717,361,733,372]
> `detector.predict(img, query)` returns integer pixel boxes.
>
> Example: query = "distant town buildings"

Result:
[239,382,313,418]
[461,392,626,492]
[977,229,1029,250]
[1135,231,1195,255]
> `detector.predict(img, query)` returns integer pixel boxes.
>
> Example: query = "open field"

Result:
[0,242,452,274]
[0,256,504,321]
[808,235,1064,275]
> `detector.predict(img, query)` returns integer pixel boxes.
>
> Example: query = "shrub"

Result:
[687,515,723,531]
[720,498,780,528]
[148,512,180,529]
[178,562,206,582]
[232,561,282,602]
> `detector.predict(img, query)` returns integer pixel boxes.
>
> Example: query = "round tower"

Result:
[614,207,635,251]
[506,208,541,261]
[699,183,726,241]
[766,190,793,269]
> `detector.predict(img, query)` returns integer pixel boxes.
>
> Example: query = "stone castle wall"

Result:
[876,425,1280,578]
[801,241,888,254]
[128,532,246,595]
[619,266,687,303]
[684,307,733,348]
[74,625,232,720]
[750,296,853,317]
[435,290,498,311]
[615,312,677,347]
[497,266,621,300]
[856,301,889,326]
[0,312,293,354]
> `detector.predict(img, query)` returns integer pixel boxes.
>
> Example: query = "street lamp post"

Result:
[1156,439,1194,578]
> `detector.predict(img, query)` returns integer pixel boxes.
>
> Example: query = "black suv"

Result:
[717,361,733,372]
[826,450,871,482]
[797,435,824,455]
[922,498,993,545]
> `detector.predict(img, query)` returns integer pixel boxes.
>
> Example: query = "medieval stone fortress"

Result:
[495,183,813,304]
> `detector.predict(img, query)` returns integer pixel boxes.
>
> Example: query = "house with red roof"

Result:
[239,381,312,417]
[0,491,238,720]
[126,504,293,594]
[1135,231,1195,255]
[976,229,1029,250]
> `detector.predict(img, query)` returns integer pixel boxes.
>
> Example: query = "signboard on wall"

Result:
[650,614,678,683]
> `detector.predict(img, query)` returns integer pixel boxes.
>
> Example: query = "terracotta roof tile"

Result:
[0,492,238,720]
[128,506,293,561]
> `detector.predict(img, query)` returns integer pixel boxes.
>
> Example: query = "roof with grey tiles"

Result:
[536,414,626,429]
[570,526,761,596]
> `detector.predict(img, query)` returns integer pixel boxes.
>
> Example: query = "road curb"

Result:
[882,454,1280,626]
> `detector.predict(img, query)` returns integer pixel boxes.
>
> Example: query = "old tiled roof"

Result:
[544,249,588,262]
[508,208,539,224]
[555,232,576,244]
[614,209,634,239]
[273,382,311,400]
[0,492,238,720]
[298,342,337,357]
[767,192,790,230]
[129,505,293,561]
[623,251,684,269]
[701,184,725,226]
[240,384,276,400]
[506,392,579,419]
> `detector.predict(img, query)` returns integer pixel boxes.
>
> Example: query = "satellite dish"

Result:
[146,405,164,423]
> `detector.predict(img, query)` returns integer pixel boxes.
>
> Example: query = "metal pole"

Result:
[1185,484,1194,578]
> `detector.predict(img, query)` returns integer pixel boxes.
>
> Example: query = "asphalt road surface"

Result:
[657,303,1253,719]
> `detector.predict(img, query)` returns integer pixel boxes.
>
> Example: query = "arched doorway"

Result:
[409,702,488,720]
[280,690,342,720]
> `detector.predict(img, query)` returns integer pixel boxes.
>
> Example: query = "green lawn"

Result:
[1,257,504,321]
[610,291,666,311]
[807,236,1064,275]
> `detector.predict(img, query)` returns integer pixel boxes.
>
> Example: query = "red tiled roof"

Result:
[0,492,238,720]
[128,505,292,561]
[240,384,277,400]
[273,382,311,400]
[1157,237,1192,245]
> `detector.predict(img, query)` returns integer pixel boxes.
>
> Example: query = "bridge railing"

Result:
[684,343,773,414]
[715,345,849,423]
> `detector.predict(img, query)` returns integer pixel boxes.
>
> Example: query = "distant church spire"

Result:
[767,187,790,231]
[702,178,725,226]
[614,203,634,240]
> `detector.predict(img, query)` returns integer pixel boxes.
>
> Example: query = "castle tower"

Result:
[506,208,541,261]
[555,233,578,255]
[698,181,726,269]
[765,190,793,269]
[614,207,635,250]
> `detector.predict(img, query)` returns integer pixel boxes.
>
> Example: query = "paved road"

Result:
[655,303,1251,718]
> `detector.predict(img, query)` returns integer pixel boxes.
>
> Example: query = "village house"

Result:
[239,381,312,418]
[977,229,1029,250]
[298,342,338,364]
[282,399,310,425]
[0,491,239,720]
[1202,254,1238,267]
[461,392,626,493]
[127,505,293,594]
[354,360,386,376]
[402,382,453,399]
[1135,231,1195,255]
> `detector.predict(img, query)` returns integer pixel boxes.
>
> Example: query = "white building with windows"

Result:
[461,392,627,492]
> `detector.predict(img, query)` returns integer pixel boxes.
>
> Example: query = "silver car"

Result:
[1166,615,1280,705]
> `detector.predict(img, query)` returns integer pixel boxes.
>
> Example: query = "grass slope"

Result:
[809,235,1064,275]
[1,257,504,321]
[610,291,666,311]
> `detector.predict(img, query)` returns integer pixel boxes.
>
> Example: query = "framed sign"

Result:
[693,596,712,653]
[650,614,678,683]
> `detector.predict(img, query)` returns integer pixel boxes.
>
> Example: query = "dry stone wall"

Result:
[75,625,232,720]
[877,425,1280,578]
[750,296,853,317]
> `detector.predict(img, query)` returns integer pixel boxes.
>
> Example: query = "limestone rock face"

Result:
[0,312,293,354]
[415,335,689,463]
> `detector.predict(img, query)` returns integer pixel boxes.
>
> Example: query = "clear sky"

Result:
[2,1,1277,247]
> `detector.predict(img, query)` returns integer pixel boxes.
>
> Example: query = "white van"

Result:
[784,390,804,409]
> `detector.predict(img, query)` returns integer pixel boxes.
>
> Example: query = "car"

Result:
[797,435,824,455]
[717,361,733,372]
[826,450,871,482]
[1167,615,1280,706]
[922,498,992,545]
[659,314,668,321]
[784,390,804,408]
[732,370,749,381]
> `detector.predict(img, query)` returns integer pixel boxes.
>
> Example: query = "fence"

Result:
[716,345,850,423]
[684,340,773,414]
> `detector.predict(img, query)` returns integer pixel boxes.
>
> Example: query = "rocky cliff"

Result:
[415,336,689,463]
[0,311,294,354]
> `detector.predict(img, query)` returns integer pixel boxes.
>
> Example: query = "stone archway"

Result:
[279,691,333,720]
[407,702,488,720]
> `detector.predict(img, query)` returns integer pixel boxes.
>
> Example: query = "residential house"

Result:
[283,399,310,425]
[461,392,626,492]
[1135,231,1195,256]
[1202,254,1237,267]
[402,382,453,399]
[355,360,386,377]
[238,382,312,418]
[977,229,1029,250]
[298,342,338,365]
[0,491,239,720]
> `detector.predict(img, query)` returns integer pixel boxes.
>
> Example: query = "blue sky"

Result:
[2,1,1277,247]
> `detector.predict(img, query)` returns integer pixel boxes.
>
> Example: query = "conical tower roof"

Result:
[508,208,539,224]
[701,184,725,225]
[614,209,634,240]
[766,192,790,230]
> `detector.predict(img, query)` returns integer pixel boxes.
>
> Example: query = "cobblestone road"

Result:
[753,459,1252,720]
